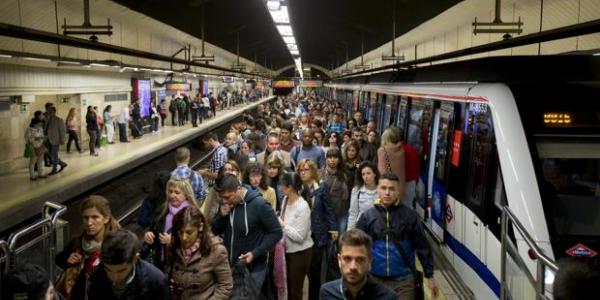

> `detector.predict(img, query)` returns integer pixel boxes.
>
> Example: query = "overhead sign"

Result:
[222,76,235,83]
[566,243,597,257]
[272,80,295,88]
[300,80,323,88]
[166,82,191,91]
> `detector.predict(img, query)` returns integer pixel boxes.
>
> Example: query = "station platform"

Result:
[0,96,274,233]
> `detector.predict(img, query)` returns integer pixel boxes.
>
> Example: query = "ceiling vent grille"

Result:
[104,93,128,102]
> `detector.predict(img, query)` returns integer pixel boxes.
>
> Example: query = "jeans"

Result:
[95,129,101,148]
[118,123,128,142]
[50,143,64,172]
[87,129,97,155]
[160,114,166,127]
[337,214,348,235]
[308,244,327,300]
[105,123,115,143]
[66,129,81,152]
[151,118,158,131]
[251,268,267,292]
[191,108,198,127]
[29,154,43,178]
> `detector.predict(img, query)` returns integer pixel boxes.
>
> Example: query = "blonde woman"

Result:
[65,107,82,153]
[296,159,337,300]
[377,127,406,199]
[143,177,202,271]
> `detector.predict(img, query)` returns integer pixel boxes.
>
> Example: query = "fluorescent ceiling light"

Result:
[267,0,281,11]
[276,25,293,36]
[57,60,81,65]
[290,50,299,55]
[270,6,289,24]
[0,54,12,58]
[287,44,298,51]
[90,63,109,67]
[23,57,51,62]
[283,36,296,44]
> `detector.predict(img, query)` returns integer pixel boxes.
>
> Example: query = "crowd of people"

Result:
[8,92,600,300]
[23,87,263,181]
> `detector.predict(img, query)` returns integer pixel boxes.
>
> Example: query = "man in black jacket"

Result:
[320,228,397,300]
[211,174,282,290]
[71,229,171,300]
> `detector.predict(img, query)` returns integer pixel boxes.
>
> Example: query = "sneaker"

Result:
[48,171,58,176]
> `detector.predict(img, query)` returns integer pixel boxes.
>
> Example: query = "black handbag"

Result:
[377,209,425,300]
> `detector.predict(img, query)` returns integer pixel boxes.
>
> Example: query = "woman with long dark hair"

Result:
[320,148,349,234]
[168,206,232,299]
[244,163,277,209]
[55,196,121,298]
[347,161,380,230]
[278,172,313,300]
[85,106,98,156]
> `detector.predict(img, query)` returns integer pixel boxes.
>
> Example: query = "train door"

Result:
[376,93,388,134]
[406,98,435,218]
[425,101,455,241]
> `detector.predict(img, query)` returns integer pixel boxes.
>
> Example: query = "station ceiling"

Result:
[113,0,461,72]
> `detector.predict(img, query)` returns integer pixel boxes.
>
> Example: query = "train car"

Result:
[323,56,600,299]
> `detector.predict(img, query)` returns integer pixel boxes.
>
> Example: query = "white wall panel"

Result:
[337,0,600,73]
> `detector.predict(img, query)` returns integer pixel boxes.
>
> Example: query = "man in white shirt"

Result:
[118,106,130,143]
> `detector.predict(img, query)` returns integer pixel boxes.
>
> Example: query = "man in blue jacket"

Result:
[356,173,439,299]
[71,229,171,300]
[211,173,283,290]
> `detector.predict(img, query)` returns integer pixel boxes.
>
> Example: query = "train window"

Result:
[434,102,455,182]
[407,98,434,164]
[536,138,600,237]
[396,96,409,135]
[383,95,394,129]
[464,103,495,218]
[377,94,386,133]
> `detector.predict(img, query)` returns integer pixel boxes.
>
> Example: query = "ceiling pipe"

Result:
[0,22,269,78]
[334,18,600,80]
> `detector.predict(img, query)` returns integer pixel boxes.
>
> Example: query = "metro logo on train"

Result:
[566,243,598,258]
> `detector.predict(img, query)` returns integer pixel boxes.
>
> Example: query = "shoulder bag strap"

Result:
[383,148,393,173]
[375,208,417,277]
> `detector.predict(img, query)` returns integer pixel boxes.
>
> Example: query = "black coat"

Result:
[306,181,337,247]
[71,259,171,300]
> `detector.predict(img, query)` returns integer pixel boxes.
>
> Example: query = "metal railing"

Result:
[500,206,559,300]
[2,202,66,279]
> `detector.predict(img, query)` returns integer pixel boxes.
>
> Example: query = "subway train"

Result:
[321,56,600,299]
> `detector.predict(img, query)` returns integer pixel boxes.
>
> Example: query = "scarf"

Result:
[165,200,189,233]
[181,239,201,264]
[81,238,102,276]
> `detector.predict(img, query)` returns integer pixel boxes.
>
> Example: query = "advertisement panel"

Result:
[132,79,152,117]
[300,80,323,88]
[272,80,295,88]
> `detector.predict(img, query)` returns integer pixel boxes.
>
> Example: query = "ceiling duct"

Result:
[62,0,112,42]
[472,0,523,39]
